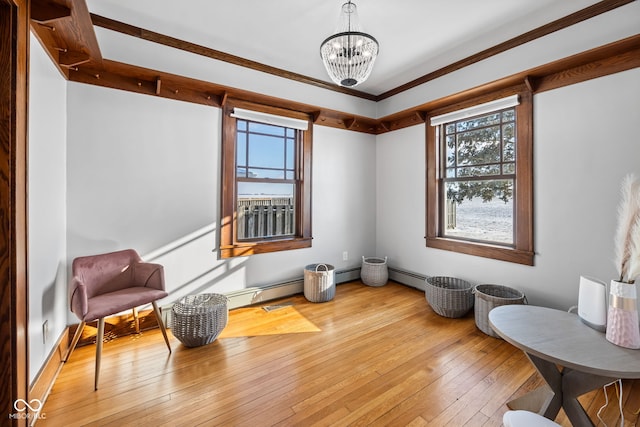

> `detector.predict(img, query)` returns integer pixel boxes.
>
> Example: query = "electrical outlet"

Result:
[342,251,349,261]
[42,320,49,344]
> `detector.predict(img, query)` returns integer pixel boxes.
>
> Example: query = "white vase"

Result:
[605,280,640,349]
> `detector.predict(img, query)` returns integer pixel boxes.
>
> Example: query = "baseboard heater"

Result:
[161,266,362,327]
[387,266,427,291]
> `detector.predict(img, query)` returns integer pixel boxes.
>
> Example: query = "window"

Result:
[426,90,534,265]
[220,100,312,258]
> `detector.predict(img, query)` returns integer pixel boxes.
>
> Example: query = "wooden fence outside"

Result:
[237,197,294,239]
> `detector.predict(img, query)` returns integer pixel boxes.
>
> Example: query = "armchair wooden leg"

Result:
[64,321,86,363]
[133,307,140,334]
[152,302,172,354]
[95,317,105,390]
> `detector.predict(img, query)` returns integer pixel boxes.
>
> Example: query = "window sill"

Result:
[220,236,312,259]
[426,237,534,266]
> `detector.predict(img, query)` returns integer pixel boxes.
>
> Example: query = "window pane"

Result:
[503,163,515,174]
[236,134,247,167]
[444,179,513,244]
[237,182,295,240]
[456,113,500,132]
[248,168,285,179]
[457,127,501,166]
[446,135,456,167]
[456,164,500,177]
[503,123,515,162]
[446,124,456,135]
[249,122,285,136]
[286,138,295,169]
[248,134,285,169]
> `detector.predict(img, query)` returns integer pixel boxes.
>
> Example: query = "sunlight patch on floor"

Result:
[219,305,321,338]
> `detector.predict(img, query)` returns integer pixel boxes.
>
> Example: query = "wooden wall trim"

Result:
[63,34,639,136]
[378,34,640,133]
[68,58,384,134]
[1,0,29,425]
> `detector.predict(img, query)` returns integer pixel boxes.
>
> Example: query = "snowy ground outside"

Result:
[445,197,513,244]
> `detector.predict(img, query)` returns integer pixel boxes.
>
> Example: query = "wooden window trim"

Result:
[426,88,534,265]
[220,99,312,258]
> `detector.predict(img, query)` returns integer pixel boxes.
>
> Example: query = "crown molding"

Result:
[30,0,640,135]
[89,13,378,102]
[375,0,635,100]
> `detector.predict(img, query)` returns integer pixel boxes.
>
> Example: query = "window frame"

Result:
[426,89,534,265]
[220,99,312,258]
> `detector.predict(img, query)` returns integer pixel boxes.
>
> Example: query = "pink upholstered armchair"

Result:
[64,249,171,390]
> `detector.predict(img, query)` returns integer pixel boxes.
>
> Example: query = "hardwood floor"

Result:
[39,281,639,426]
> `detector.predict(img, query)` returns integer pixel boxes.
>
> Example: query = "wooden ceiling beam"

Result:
[30,0,102,79]
[58,50,90,68]
[31,0,71,23]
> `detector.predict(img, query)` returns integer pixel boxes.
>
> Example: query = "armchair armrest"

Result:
[69,276,89,320]
[132,262,165,291]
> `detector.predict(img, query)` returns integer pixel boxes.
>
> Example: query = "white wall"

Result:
[66,84,377,313]
[376,68,640,310]
[28,35,68,383]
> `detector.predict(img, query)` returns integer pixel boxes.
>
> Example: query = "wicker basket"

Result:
[171,293,228,347]
[361,256,388,287]
[304,263,336,302]
[474,284,526,337]
[425,276,474,318]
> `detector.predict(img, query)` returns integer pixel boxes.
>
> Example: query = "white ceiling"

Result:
[85,0,602,96]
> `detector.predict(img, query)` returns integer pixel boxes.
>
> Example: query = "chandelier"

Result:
[319,1,379,87]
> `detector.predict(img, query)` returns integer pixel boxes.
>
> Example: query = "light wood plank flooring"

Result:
[39,281,639,426]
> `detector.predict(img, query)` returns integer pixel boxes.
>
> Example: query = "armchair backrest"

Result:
[72,249,142,298]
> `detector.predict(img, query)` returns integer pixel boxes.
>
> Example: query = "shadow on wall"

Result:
[41,262,64,321]
[142,222,248,304]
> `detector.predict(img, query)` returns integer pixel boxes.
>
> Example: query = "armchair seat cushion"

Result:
[82,287,168,322]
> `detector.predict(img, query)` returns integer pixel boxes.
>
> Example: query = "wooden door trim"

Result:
[1,0,29,425]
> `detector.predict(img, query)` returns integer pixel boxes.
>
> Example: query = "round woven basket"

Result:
[425,276,474,318]
[304,263,336,302]
[171,293,228,347]
[361,256,388,287]
[473,284,526,337]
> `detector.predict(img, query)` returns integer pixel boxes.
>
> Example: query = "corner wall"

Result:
[28,35,68,383]
[65,84,377,320]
